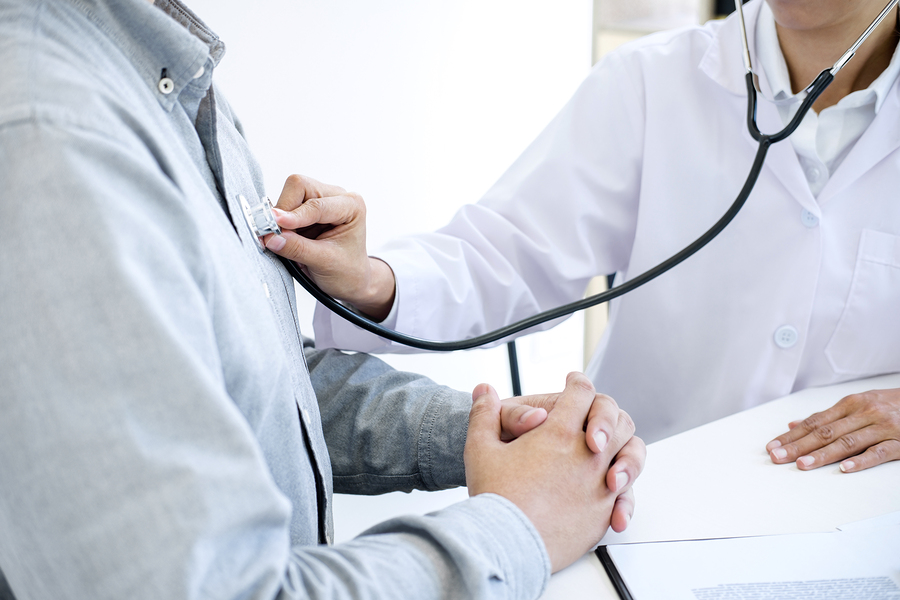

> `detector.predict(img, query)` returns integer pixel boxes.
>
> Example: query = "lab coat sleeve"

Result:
[0,114,549,600]
[304,339,471,494]
[314,50,647,352]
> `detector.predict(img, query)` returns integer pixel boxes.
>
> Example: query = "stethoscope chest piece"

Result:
[239,194,281,250]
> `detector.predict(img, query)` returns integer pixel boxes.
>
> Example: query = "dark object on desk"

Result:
[596,546,634,600]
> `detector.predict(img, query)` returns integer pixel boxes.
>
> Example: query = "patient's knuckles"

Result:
[592,392,618,410]
[347,191,366,212]
[616,410,636,437]
[568,374,596,396]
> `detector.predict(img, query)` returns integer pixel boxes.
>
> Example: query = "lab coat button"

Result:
[302,408,312,426]
[774,325,799,349]
[800,209,819,228]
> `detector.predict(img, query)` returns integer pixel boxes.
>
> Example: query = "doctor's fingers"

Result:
[274,189,366,233]
[770,419,900,471]
[584,393,633,454]
[766,390,900,458]
[274,174,348,212]
[790,424,900,471]
[837,439,900,473]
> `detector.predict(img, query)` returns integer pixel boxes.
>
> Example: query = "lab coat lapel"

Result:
[700,0,818,212]
[747,99,818,211]
[819,81,900,203]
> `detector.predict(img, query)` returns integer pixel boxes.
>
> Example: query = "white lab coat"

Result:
[315,0,900,443]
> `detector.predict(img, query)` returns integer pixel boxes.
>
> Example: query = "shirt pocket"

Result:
[825,229,900,376]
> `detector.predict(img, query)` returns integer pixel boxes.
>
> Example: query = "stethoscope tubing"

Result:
[283,126,772,352]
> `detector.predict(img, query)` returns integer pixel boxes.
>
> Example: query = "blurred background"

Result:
[188,0,724,543]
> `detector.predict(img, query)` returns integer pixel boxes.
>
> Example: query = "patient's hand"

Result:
[497,382,645,532]
[766,387,900,473]
[467,374,646,572]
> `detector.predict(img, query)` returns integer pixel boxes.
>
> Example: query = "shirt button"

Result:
[805,166,822,182]
[302,409,312,427]
[800,209,819,228]
[158,77,175,94]
[774,325,799,349]
[192,65,205,79]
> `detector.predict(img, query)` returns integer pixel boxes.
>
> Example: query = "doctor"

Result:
[266,0,900,470]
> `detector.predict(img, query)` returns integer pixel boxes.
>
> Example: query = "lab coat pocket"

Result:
[825,229,900,376]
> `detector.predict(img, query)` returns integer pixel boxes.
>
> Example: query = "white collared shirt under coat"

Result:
[314,0,900,444]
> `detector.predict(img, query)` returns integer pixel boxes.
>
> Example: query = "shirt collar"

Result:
[71,0,226,111]
[756,0,900,113]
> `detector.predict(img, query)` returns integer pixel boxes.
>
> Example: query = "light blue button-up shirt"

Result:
[0,0,550,598]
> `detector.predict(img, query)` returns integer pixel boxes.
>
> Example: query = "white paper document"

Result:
[599,373,900,547]
[603,522,900,600]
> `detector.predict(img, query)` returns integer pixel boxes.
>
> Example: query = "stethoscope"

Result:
[248,0,899,356]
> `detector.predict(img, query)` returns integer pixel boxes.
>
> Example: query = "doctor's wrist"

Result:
[347,257,396,322]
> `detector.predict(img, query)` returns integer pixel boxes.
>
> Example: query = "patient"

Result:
[0,1,644,599]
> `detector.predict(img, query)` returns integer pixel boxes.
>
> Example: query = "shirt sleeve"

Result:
[313,50,647,353]
[0,116,549,600]
[305,339,471,494]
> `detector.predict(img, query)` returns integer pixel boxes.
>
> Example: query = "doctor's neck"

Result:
[769,0,899,112]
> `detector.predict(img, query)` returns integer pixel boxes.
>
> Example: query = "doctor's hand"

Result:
[466,373,644,573]
[766,387,900,473]
[262,174,396,321]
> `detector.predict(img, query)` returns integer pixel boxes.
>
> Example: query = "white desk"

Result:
[540,373,900,599]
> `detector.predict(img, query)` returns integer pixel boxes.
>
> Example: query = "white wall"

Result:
[186,0,593,541]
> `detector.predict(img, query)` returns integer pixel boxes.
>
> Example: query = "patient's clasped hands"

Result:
[476,373,646,573]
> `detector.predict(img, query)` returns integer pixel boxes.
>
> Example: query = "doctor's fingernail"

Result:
[797,455,815,468]
[840,461,854,472]
[615,471,629,491]
[771,447,788,460]
[593,430,609,452]
[265,234,286,252]
[766,440,782,451]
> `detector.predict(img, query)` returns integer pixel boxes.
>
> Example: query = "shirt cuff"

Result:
[417,387,470,490]
[365,493,551,600]
[434,493,551,600]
